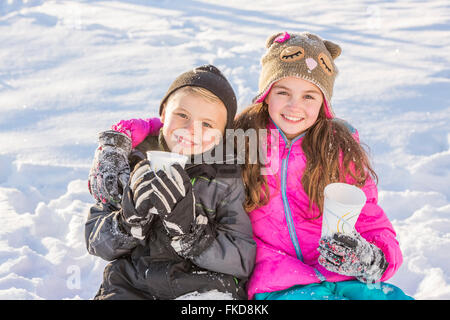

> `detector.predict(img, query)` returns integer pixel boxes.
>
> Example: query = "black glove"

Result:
[88,130,132,206]
[120,184,155,240]
[318,232,389,283]
[129,160,195,236]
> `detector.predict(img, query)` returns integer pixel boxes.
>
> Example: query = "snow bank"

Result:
[0,0,448,299]
[0,177,107,299]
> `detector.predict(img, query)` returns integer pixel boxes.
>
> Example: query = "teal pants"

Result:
[254,281,414,300]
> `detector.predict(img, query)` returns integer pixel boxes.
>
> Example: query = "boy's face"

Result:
[161,90,227,155]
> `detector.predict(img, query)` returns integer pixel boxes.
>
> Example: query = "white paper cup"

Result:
[146,150,188,173]
[321,183,367,237]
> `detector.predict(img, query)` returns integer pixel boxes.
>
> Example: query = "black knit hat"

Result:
[159,65,237,129]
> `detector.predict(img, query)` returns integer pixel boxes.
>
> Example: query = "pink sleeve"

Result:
[112,117,163,148]
[343,122,403,281]
[356,178,403,282]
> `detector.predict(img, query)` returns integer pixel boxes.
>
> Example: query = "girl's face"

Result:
[265,77,323,140]
[161,90,227,155]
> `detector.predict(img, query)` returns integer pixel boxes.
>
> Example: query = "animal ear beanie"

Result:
[254,31,342,119]
[159,64,237,130]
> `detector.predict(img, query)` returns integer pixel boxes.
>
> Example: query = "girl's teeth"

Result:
[283,114,302,121]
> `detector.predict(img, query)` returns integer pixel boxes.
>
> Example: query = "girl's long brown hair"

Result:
[234,102,378,217]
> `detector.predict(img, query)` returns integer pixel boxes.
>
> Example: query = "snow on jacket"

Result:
[246,118,403,299]
[85,120,256,299]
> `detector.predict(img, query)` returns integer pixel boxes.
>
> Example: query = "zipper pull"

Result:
[282,140,292,159]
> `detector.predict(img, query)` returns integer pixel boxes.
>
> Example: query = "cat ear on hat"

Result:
[323,40,342,60]
[265,32,285,48]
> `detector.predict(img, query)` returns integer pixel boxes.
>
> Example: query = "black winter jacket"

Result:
[85,133,256,299]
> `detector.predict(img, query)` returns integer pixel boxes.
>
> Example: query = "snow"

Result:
[0,0,449,300]
[175,289,234,300]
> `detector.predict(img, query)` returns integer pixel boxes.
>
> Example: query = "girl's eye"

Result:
[304,94,315,100]
[176,113,188,119]
[277,91,288,96]
[202,122,213,128]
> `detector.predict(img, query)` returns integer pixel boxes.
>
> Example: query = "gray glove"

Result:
[88,130,132,205]
[318,232,389,283]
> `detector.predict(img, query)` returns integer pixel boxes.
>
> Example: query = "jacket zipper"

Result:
[271,119,327,282]
[281,135,304,261]
[270,118,305,261]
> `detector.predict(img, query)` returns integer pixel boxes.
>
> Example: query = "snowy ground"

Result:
[0,0,449,300]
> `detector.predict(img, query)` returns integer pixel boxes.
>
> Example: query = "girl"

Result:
[86,65,256,299]
[234,31,412,300]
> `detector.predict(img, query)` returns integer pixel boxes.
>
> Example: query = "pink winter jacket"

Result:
[246,119,403,299]
[112,117,403,300]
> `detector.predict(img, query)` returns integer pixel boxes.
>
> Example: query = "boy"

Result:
[86,65,256,299]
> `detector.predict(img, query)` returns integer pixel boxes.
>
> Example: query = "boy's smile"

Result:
[173,134,198,148]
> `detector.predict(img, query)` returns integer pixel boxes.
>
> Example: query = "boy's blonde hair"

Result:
[167,86,223,106]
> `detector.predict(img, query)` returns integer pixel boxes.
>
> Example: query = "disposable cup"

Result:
[146,150,189,173]
[321,183,367,237]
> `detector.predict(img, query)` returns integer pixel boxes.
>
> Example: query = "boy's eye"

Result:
[202,122,213,128]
